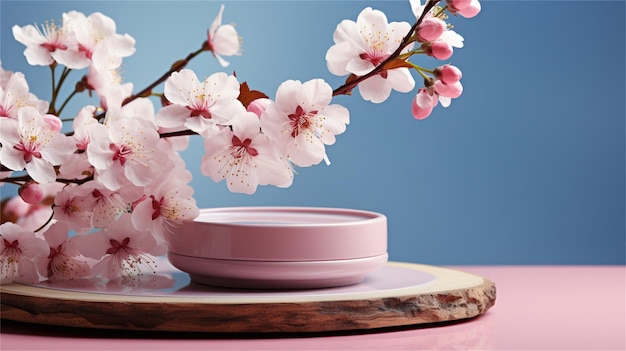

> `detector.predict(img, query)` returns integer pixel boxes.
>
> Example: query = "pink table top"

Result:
[2,265,624,350]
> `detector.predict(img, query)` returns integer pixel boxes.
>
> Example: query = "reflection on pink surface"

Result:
[0,315,495,351]
[26,259,437,298]
[2,266,625,350]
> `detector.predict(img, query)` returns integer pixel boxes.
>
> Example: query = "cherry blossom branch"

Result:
[159,129,199,139]
[49,64,56,111]
[332,0,440,97]
[49,66,72,115]
[32,211,54,233]
[0,170,93,186]
[57,88,79,116]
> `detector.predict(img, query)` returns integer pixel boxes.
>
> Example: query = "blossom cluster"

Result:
[0,0,480,285]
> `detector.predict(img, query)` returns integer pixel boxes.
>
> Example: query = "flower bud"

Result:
[430,41,453,60]
[435,80,463,99]
[43,114,63,132]
[458,0,481,18]
[447,0,472,12]
[247,98,271,118]
[417,18,446,42]
[435,64,462,84]
[18,182,45,204]
[411,88,438,120]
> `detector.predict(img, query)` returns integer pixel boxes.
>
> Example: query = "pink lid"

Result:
[169,207,387,262]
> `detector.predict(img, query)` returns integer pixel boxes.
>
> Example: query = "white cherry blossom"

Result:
[0,222,49,284]
[0,71,48,119]
[0,107,75,183]
[77,214,166,280]
[202,110,293,194]
[85,50,133,109]
[58,106,98,180]
[59,11,135,69]
[156,69,244,137]
[42,222,91,281]
[79,180,143,229]
[326,7,415,103]
[131,166,199,244]
[207,4,241,67]
[52,183,96,233]
[12,19,73,66]
[87,117,168,190]
[260,79,349,167]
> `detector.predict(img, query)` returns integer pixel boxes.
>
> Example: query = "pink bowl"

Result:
[168,207,388,289]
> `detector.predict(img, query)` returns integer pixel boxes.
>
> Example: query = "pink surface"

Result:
[2,265,625,350]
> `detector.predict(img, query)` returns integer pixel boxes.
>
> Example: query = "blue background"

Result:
[1,1,624,265]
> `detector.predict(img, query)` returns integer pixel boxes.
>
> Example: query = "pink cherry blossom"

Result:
[0,107,75,183]
[53,183,96,232]
[58,11,136,69]
[77,180,143,229]
[11,19,72,66]
[112,95,155,124]
[202,110,294,194]
[53,178,141,233]
[207,5,241,67]
[58,106,98,180]
[131,167,199,243]
[260,79,349,167]
[156,69,244,137]
[71,105,98,152]
[87,117,167,190]
[85,51,133,109]
[0,222,49,284]
[57,151,94,181]
[78,214,166,280]
[0,71,48,119]
[326,7,415,103]
[411,87,438,120]
[42,222,91,281]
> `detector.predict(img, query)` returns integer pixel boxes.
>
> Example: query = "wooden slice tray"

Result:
[0,260,496,333]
